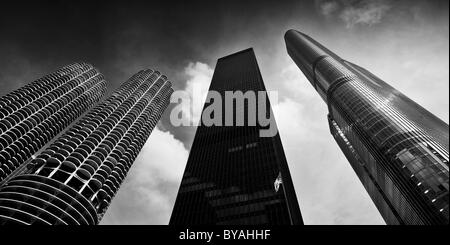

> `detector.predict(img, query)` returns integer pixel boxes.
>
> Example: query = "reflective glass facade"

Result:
[0,69,173,224]
[0,63,107,185]
[285,29,449,225]
[170,48,303,225]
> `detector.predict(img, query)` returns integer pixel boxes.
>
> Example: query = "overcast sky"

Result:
[0,0,448,225]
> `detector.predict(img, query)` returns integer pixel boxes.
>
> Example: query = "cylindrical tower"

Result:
[0,63,107,184]
[285,29,448,225]
[0,69,173,224]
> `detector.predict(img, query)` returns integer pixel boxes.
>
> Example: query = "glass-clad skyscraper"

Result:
[0,63,107,185]
[285,29,448,225]
[0,69,173,224]
[170,48,303,225]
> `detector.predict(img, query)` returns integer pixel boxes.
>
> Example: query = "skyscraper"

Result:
[170,48,303,225]
[285,29,449,225]
[0,69,173,225]
[0,63,107,185]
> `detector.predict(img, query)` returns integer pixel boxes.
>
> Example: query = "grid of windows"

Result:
[0,69,173,225]
[285,29,448,225]
[170,48,303,225]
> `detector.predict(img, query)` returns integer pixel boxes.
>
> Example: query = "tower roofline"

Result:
[218,48,254,61]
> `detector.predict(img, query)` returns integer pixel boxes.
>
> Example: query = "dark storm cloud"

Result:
[1,0,313,87]
[1,0,314,144]
[0,0,103,95]
[1,0,447,91]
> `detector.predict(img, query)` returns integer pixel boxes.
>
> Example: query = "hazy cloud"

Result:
[317,0,340,17]
[340,0,391,28]
[316,0,392,28]
[178,62,214,126]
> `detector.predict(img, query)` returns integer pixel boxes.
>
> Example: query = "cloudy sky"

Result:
[0,0,448,225]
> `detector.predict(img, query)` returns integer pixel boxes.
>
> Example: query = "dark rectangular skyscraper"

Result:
[170,48,303,225]
[285,29,449,225]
